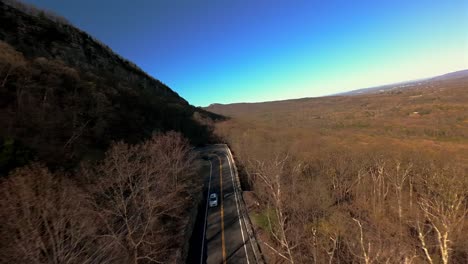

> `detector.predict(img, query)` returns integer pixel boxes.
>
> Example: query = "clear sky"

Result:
[24,0,468,106]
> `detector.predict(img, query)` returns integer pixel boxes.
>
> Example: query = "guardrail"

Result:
[224,145,265,264]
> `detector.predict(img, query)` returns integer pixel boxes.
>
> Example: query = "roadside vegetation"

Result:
[0,2,219,262]
[210,77,468,263]
[0,132,200,263]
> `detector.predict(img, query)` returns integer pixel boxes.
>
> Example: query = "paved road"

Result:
[188,145,256,264]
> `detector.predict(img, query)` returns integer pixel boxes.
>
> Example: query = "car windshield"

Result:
[210,195,216,200]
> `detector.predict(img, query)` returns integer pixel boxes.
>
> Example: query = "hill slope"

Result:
[0,0,222,174]
[338,69,468,96]
[0,2,219,263]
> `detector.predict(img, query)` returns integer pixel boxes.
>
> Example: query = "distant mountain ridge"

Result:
[205,69,468,117]
[429,69,468,81]
[206,69,468,110]
[337,69,468,96]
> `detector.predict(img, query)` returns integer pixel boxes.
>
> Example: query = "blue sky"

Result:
[25,0,468,106]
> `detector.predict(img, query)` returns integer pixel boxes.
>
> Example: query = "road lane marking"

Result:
[200,160,213,264]
[225,152,250,264]
[217,155,227,264]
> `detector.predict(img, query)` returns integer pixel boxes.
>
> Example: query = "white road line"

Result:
[200,160,213,264]
[225,152,250,264]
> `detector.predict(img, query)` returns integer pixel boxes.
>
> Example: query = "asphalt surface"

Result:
[187,145,255,264]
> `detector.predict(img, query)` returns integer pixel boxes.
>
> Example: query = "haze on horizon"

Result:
[24,0,468,106]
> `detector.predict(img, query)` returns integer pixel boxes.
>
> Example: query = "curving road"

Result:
[188,145,257,264]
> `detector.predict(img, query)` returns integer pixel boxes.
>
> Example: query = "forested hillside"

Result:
[208,75,468,263]
[0,0,222,175]
[0,1,220,262]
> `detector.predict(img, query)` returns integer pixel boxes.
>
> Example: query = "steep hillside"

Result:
[0,2,221,262]
[0,0,222,174]
[0,0,180,100]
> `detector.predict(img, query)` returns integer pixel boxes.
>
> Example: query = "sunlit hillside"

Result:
[208,72,468,162]
[207,73,468,263]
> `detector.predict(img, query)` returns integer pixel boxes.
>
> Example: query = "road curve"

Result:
[188,145,257,264]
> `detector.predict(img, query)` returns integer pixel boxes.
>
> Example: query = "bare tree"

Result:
[0,164,97,264]
[389,161,412,239]
[85,132,195,264]
[368,161,390,217]
[324,234,338,264]
[323,152,361,207]
[149,131,195,190]
[415,171,467,264]
[351,218,376,264]
[251,154,298,263]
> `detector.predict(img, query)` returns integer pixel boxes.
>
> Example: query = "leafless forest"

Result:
[0,3,217,262]
[211,77,468,263]
[0,132,200,263]
[1,1,467,263]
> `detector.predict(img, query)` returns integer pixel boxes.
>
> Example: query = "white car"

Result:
[209,193,218,207]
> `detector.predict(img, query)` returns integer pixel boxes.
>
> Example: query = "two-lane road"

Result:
[188,145,256,264]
